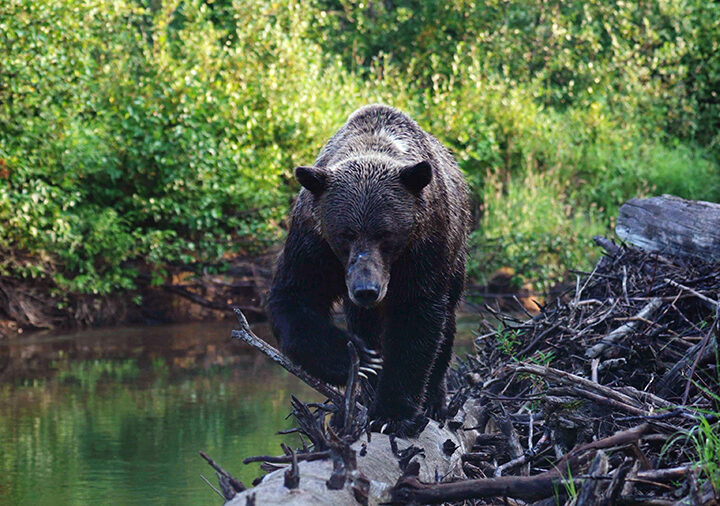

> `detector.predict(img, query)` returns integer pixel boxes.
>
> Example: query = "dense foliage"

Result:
[1,0,719,300]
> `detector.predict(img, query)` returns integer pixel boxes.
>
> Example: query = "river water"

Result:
[0,317,480,505]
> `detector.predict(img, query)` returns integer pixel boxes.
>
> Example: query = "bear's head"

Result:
[295,159,432,308]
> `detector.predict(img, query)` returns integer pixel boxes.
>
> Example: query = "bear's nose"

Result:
[352,285,380,306]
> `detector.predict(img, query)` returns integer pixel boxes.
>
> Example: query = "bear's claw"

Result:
[368,414,428,438]
[359,366,379,377]
[348,334,383,380]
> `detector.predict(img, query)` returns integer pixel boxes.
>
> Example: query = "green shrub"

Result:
[0,0,718,304]
[470,168,606,293]
[0,0,351,294]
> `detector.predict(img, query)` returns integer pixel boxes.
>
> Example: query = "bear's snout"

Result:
[346,251,387,307]
[351,283,381,307]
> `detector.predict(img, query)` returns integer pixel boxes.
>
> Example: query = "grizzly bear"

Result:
[267,104,470,437]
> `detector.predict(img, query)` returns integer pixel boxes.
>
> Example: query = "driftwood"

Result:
[616,194,720,262]
[226,414,479,505]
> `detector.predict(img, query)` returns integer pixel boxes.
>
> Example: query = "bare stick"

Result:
[664,279,720,310]
[593,235,621,256]
[657,325,720,398]
[231,307,343,404]
[343,341,360,436]
[511,363,647,410]
[577,450,608,506]
[591,358,599,384]
[392,471,582,503]
[199,451,246,493]
[586,298,663,358]
[604,457,633,504]
[568,386,649,416]
[635,466,691,482]
[200,474,227,499]
[553,424,650,471]
[494,453,530,478]
[243,450,331,465]
[283,447,300,489]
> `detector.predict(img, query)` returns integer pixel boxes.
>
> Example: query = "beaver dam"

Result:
[204,196,720,505]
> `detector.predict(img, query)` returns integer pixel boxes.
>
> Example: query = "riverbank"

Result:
[0,251,276,339]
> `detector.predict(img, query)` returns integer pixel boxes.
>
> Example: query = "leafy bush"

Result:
[308,0,720,289]
[0,0,354,295]
[0,0,718,304]
[470,168,606,293]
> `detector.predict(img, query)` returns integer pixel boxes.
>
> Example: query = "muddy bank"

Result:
[0,252,275,339]
[0,320,274,383]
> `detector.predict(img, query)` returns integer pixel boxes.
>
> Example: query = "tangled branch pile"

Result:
[432,236,720,504]
[208,236,719,505]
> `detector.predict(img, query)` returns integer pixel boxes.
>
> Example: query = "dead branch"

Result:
[586,298,663,358]
[392,470,581,503]
[230,307,343,404]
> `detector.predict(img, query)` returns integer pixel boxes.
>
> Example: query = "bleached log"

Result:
[225,400,481,506]
[615,195,720,262]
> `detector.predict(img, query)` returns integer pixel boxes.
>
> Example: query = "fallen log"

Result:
[616,194,720,262]
[225,401,482,505]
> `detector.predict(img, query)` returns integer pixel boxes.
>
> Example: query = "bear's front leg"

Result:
[424,326,455,421]
[267,223,353,385]
[369,298,446,438]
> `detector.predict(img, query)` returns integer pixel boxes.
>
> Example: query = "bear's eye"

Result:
[375,230,392,241]
[339,230,357,242]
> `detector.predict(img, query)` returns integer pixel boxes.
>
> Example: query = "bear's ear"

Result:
[399,160,432,195]
[295,166,328,196]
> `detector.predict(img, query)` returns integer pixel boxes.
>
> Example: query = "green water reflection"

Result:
[0,322,318,506]
[0,317,478,505]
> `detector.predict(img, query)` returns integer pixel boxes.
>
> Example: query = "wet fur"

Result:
[267,104,471,436]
